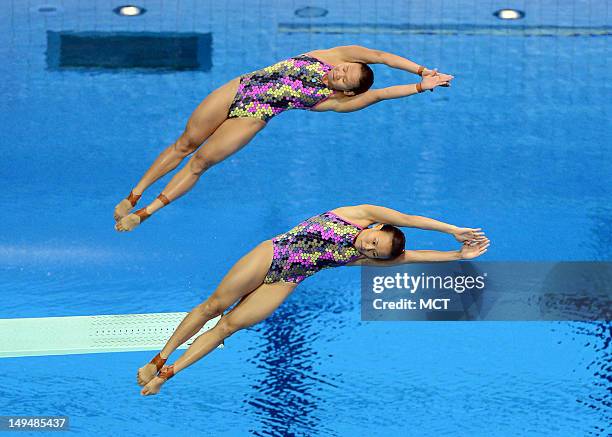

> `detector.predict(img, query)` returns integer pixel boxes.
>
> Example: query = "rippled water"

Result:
[1,0,610,435]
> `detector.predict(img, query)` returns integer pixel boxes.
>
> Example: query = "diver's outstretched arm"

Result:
[349,239,490,267]
[332,45,433,75]
[338,204,487,246]
[365,205,461,232]
[332,45,454,85]
[329,75,453,112]
[375,71,453,98]
[339,204,486,242]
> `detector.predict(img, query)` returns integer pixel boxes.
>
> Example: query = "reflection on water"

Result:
[568,321,612,431]
[244,297,341,436]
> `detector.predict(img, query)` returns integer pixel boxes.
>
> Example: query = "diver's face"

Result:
[327,62,362,92]
[354,226,393,259]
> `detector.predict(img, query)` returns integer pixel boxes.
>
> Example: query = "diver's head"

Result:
[327,62,374,95]
[354,224,405,259]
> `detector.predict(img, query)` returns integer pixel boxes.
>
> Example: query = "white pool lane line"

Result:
[278,23,612,37]
[0,313,223,358]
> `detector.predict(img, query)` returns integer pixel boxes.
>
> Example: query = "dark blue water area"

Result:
[1,1,611,435]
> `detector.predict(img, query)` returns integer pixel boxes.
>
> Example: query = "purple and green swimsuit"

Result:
[227,54,335,123]
[264,211,365,284]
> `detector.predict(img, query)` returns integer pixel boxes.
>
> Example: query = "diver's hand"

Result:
[452,227,486,244]
[460,239,490,259]
[420,68,454,90]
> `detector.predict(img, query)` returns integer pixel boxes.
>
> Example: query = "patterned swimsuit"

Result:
[264,211,365,284]
[227,54,335,123]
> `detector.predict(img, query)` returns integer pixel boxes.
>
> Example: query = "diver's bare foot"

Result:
[136,363,158,387]
[114,199,133,221]
[114,191,141,221]
[141,365,174,396]
[137,352,167,386]
[140,376,166,396]
[115,208,150,232]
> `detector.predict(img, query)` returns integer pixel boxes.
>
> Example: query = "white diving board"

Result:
[0,312,223,358]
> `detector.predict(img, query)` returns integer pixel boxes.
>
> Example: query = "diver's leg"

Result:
[114,78,240,220]
[141,280,297,396]
[136,240,273,386]
[116,116,265,231]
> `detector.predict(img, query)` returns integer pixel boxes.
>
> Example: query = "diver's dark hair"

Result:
[380,224,406,259]
[352,62,374,94]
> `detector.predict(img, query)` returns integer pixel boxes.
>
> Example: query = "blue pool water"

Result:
[1,1,610,435]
